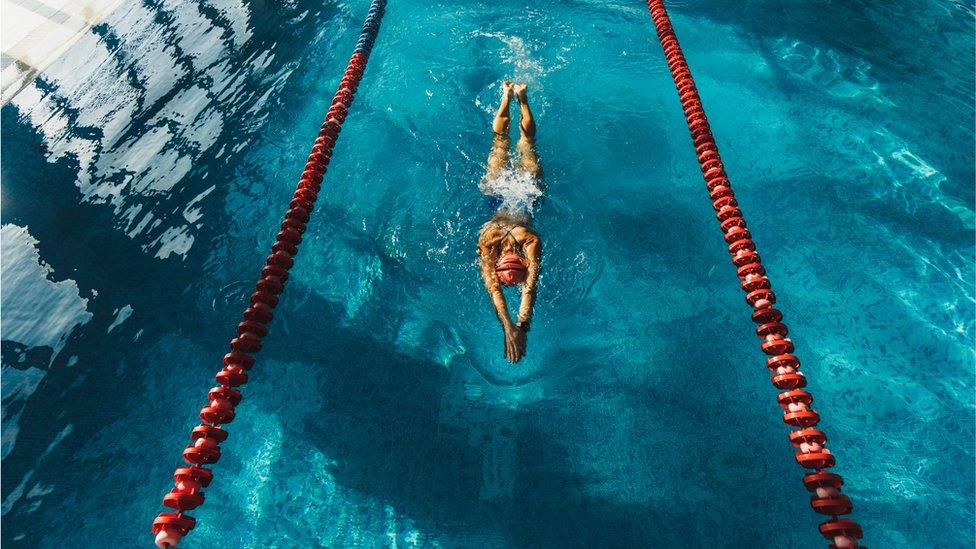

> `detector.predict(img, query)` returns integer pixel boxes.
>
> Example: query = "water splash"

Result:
[470,29,567,117]
[479,167,543,215]
[470,31,545,85]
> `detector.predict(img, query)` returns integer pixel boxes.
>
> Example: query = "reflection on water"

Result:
[10,0,323,259]
[0,224,91,461]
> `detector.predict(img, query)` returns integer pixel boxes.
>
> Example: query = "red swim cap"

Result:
[496,252,527,286]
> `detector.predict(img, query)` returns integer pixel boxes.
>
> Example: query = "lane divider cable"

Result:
[150,1,388,546]
[643,2,865,547]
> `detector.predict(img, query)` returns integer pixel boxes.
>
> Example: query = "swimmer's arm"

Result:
[479,242,513,328]
[517,234,541,328]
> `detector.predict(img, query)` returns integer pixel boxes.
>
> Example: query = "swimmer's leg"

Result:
[514,83,542,179]
[485,82,513,184]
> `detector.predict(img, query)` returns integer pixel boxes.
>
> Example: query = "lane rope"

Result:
[643,2,865,547]
[150,1,387,546]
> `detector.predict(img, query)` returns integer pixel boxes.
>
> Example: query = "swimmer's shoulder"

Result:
[477,223,503,249]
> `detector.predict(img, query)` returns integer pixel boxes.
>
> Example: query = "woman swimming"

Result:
[477,82,542,363]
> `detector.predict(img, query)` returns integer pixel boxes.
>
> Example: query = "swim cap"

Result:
[496,252,527,286]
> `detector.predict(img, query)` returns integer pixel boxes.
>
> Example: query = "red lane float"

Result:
[150,1,387,546]
[643,1,864,547]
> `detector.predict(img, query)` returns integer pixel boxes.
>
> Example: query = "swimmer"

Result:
[477,81,542,363]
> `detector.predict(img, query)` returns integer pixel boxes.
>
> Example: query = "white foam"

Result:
[479,167,543,214]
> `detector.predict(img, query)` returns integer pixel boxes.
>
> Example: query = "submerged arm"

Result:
[516,233,541,329]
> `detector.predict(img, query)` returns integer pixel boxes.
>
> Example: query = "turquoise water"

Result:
[2,0,973,546]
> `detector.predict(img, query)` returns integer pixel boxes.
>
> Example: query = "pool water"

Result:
[2,0,973,546]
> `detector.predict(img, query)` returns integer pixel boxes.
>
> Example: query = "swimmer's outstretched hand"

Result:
[503,322,527,363]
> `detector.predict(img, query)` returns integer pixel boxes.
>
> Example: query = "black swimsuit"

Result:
[492,224,529,262]
[500,225,523,248]
[478,222,526,261]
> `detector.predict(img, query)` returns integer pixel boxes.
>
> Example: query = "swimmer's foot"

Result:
[514,82,528,102]
[502,80,514,97]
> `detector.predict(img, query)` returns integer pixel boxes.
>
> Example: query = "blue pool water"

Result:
[2,0,973,546]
